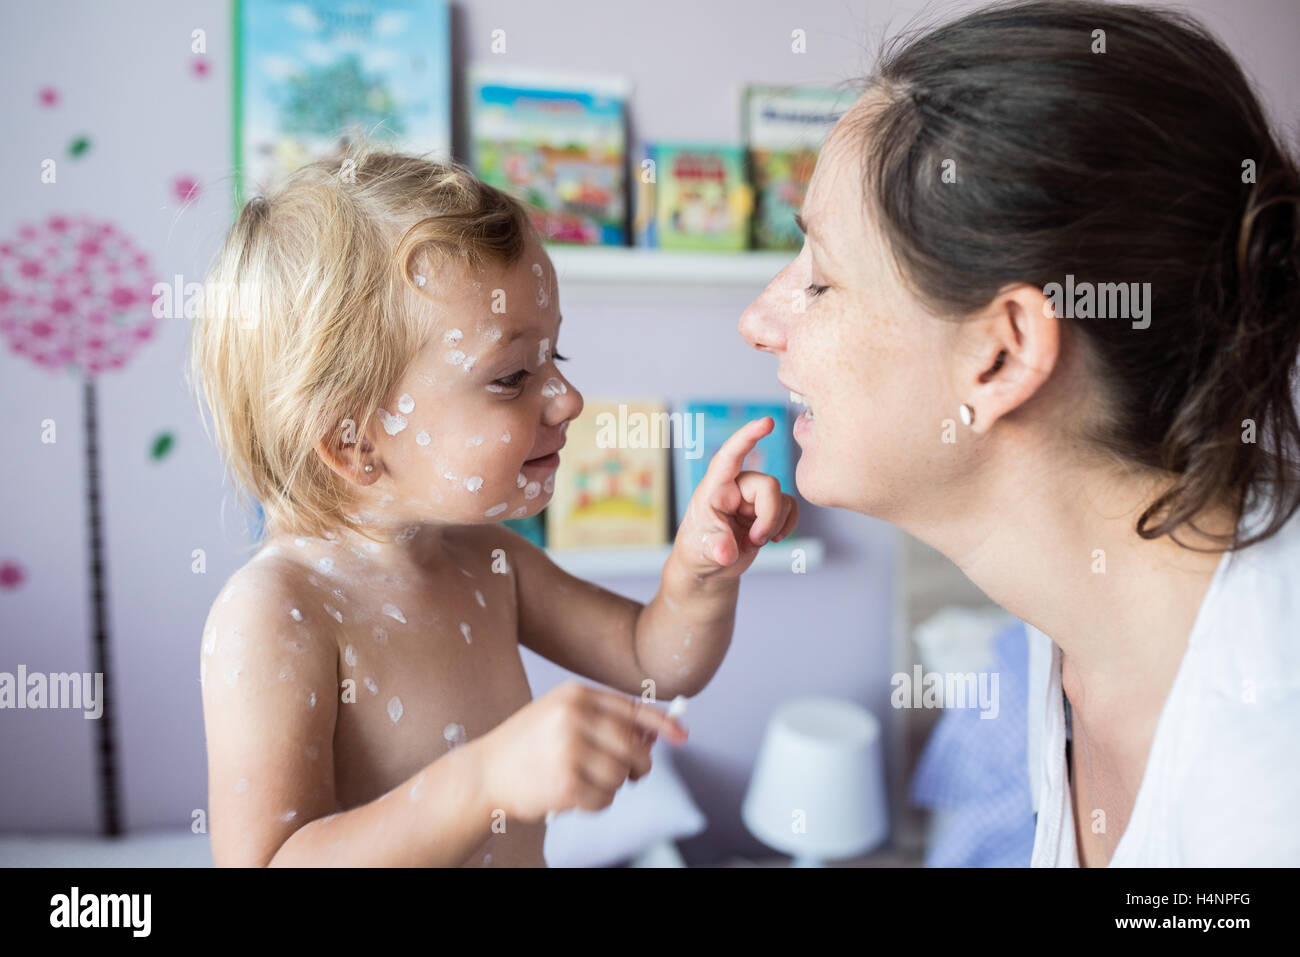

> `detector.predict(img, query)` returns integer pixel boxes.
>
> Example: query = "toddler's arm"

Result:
[201,577,494,866]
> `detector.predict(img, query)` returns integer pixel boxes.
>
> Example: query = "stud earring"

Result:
[959,403,975,427]
[364,464,374,473]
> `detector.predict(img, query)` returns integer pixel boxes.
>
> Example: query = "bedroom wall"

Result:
[1,0,1296,865]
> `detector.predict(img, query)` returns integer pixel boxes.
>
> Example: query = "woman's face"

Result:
[739,98,966,520]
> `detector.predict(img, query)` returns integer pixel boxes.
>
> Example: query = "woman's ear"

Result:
[956,284,1060,434]
[315,417,381,485]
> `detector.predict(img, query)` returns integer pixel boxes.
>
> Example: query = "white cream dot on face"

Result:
[294,537,307,547]
[397,393,415,414]
[524,481,541,500]
[444,328,462,345]
[502,431,511,444]
[378,409,408,435]
[540,377,567,397]
[382,602,407,624]
[365,541,382,553]
[446,350,466,366]
[465,476,483,493]
[474,589,486,608]
[318,557,334,574]
[462,355,477,373]
[289,608,303,622]
[543,475,555,494]
[485,326,503,341]
[324,604,343,623]
[460,622,473,644]
[387,697,403,723]
[538,337,550,365]
[485,503,507,517]
[364,676,378,695]
[307,691,317,708]
[345,644,357,667]
[278,664,294,682]
[282,810,297,822]
[444,722,467,749]
[415,430,432,446]
[467,435,483,446]
[413,273,427,287]
[510,506,528,518]
[516,473,527,488]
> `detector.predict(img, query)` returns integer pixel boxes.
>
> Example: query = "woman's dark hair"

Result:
[856,0,1300,550]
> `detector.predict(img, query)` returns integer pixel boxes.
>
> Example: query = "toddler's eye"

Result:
[493,369,530,389]
[806,283,829,297]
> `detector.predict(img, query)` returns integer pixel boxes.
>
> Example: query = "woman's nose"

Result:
[739,275,789,354]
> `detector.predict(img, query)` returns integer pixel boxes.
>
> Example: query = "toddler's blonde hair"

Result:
[188,143,536,543]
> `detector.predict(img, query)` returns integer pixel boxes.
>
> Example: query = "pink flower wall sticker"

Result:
[0,213,158,837]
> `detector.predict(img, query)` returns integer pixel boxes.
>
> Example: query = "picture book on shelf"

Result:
[672,400,794,528]
[636,143,752,251]
[468,67,629,246]
[743,86,853,250]
[546,401,671,549]
[235,0,452,204]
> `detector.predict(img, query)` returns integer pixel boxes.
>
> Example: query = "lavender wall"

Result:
[1,0,1296,865]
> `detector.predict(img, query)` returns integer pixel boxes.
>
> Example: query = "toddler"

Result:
[189,146,798,866]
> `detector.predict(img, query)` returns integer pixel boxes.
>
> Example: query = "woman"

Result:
[740,0,1300,866]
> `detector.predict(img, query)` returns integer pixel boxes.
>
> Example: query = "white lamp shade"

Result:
[741,697,889,861]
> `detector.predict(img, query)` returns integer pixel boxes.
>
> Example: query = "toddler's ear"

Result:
[315,420,380,485]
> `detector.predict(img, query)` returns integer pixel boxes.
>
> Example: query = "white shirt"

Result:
[1027,502,1300,866]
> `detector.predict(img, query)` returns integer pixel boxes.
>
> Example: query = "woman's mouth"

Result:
[790,391,814,440]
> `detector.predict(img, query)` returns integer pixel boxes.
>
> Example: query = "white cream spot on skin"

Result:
[485,326,503,341]
[444,723,467,749]
[382,603,406,624]
[364,676,379,695]
[307,691,317,708]
[345,644,357,667]
[543,475,555,494]
[460,622,473,644]
[282,810,297,822]
[415,430,432,446]
[289,608,303,622]
[387,697,403,723]
[540,377,567,397]
[365,541,382,553]
[667,695,689,721]
[465,476,483,493]
[443,470,458,482]
[324,604,343,623]
[462,355,477,373]
[510,506,528,518]
[397,525,420,543]
[501,431,511,444]
[485,503,508,517]
[378,409,408,435]
[516,473,527,488]
[475,589,486,608]
[538,337,550,365]
[467,435,483,446]
[318,557,334,574]
[235,778,249,793]
[278,664,294,682]
[397,393,415,414]
[444,328,462,345]
[412,273,426,287]
[446,350,466,366]
[524,481,541,500]
[294,538,307,547]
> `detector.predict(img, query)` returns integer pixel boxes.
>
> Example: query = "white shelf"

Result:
[546,536,823,578]
[545,245,792,286]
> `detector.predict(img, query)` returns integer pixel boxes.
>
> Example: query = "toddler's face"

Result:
[357,234,582,529]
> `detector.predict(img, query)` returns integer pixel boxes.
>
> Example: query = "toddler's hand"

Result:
[674,417,798,578]
[479,682,686,824]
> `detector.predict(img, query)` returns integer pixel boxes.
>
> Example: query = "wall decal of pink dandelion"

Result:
[0,213,158,836]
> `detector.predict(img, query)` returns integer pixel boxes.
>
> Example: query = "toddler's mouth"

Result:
[523,442,565,471]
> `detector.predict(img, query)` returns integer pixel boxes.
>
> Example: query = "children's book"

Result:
[743,87,853,250]
[546,401,671,549]
[671,400,794,528]
[468,68,629,246]
[235,0,452,204]
[636,143,752,251]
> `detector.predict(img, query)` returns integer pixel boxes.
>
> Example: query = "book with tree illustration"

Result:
[235,0,452,203]
[469,67,629,246]
[743,86,852,250]
[671,400,794,529]
[635,143,752,250]
[546,401,671,549]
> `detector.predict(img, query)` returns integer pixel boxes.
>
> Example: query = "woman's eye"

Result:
[493,369,530,389]
[553,350,569,362]
[806,283,829,298]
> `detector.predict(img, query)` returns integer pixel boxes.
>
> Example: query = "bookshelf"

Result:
[545,246,794,287]
[546,535,823,578]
